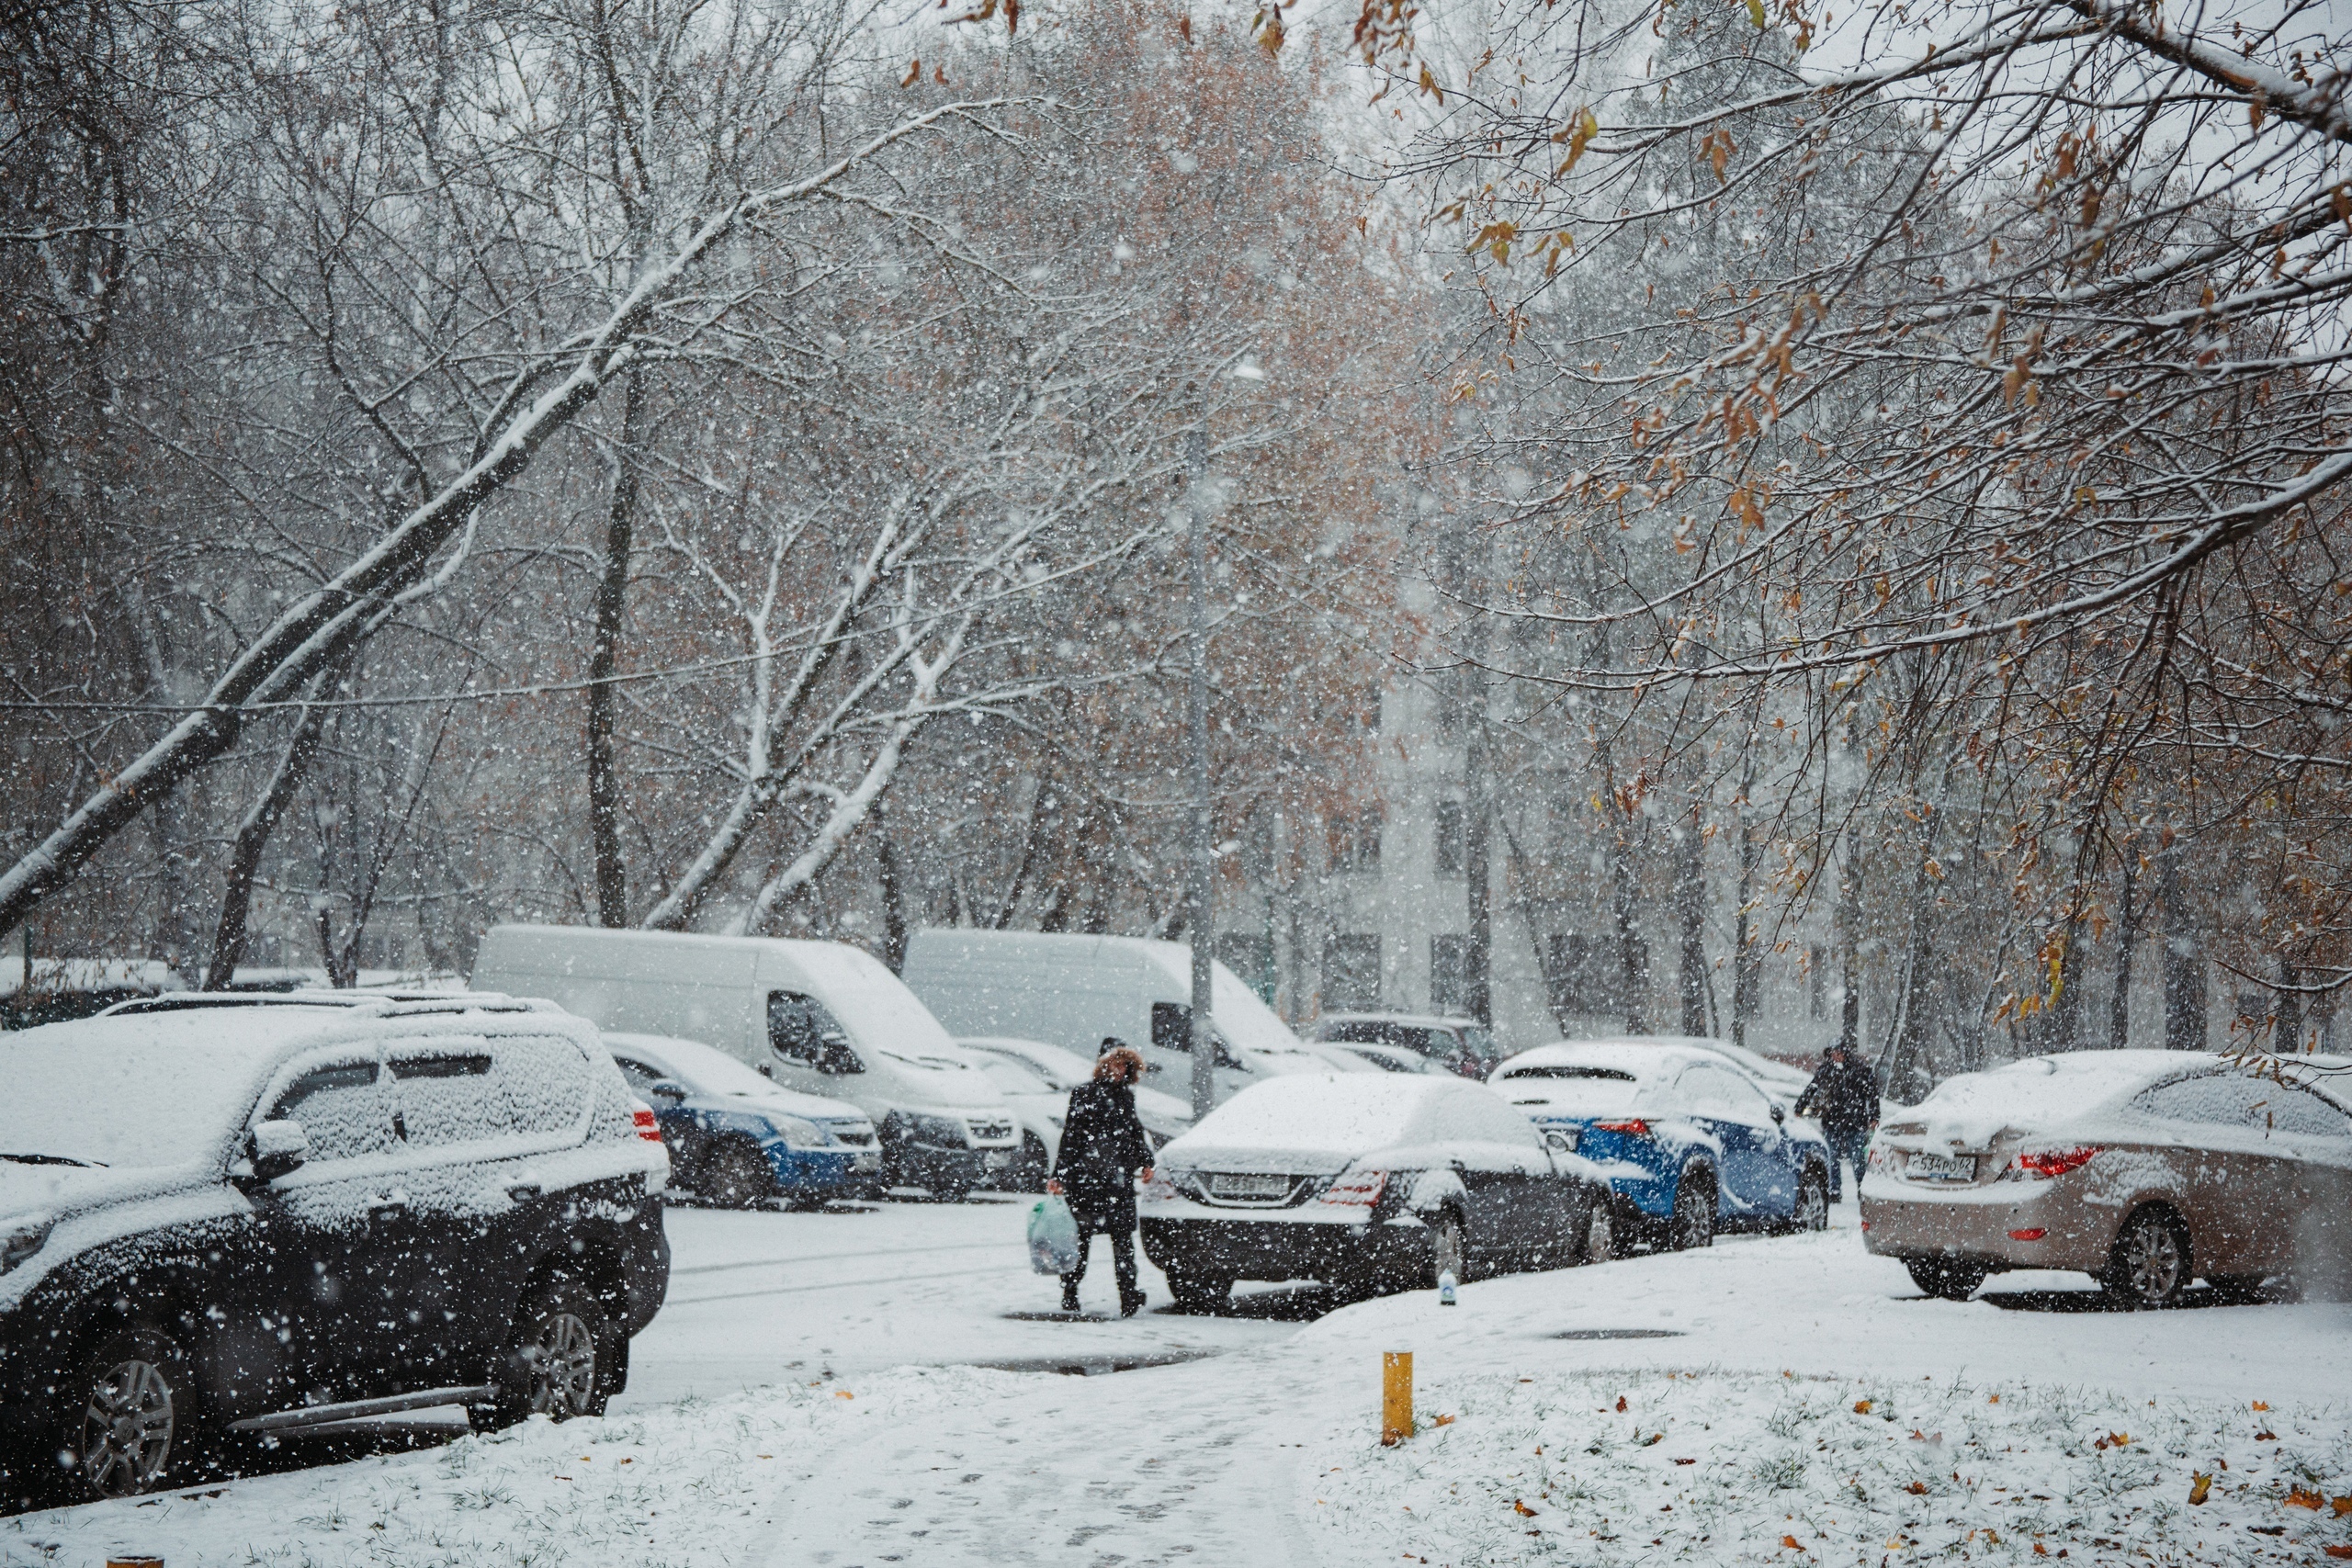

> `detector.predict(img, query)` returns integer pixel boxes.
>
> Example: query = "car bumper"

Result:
[764,1143,879,1191]
[1860,1180,2109,1272]
[1140,1212,1434,1286]
[889,1141,1015,1190]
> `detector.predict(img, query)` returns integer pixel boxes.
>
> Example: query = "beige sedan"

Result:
[1861,1049,2352,1305]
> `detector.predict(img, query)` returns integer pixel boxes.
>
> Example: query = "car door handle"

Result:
[506,1182,542,1201]
[368,1194,409,1219]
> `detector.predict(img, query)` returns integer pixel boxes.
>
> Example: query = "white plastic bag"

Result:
[1027,1194,1081,1276]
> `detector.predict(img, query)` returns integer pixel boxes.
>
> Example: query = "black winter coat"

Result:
[1796,1057,1882,1134]
[1053,1081,1153,1194]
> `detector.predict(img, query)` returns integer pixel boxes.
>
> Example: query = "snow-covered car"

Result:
[955,1036,1192,1189]
[1139,1075,1607,1311]
[0,993,670,1508]
[606,1032,878,1207]
[1519,1032,1813,1103]
[1489,1042,1832,1249]
[1862,1050,2352,1305]
[1306,1012,1498,1077]
[1329,1041,1448,1075]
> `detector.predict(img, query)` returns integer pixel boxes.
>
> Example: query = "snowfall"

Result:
[7,1201,2349,1568]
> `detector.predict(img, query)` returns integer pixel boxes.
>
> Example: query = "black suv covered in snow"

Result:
[0,992,671,1507]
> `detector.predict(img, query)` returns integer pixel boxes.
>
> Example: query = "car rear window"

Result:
[1319,1021,1446,1054]
[1496,1070,1643,1118]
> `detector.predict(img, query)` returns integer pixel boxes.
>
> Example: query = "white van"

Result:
[470,926,1018,1195]
[899,930,1328,1105]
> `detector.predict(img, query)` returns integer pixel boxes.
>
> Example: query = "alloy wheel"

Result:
[1672,1178,1714,1250]
[79,1358,175,1498]
[2113,1213,2186,1307]
[1795,1174,1829,1233]
[526,1311,600,1416]
[1586,1202,1614,1264]
[707,1145,770,1207]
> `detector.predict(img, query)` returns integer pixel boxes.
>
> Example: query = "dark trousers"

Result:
[1825,1125,1871,1199]
[1060,1186,1138,1299]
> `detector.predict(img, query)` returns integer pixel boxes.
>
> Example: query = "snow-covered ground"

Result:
[8,1202,2349,1567]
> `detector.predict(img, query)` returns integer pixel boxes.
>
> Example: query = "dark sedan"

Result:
[1139,1074,1608,1310]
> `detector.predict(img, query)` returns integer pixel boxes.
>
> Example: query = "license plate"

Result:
[983,1151,1010,1170]
[1209,1172,1290,1199]
[1906,1150,1975,1183]
[854,1152,879,1171]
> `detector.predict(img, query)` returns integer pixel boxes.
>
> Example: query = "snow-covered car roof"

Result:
[1492,1041,1731,1083]
[1896,1051,2223,1131]
[1,999,596,1171]
[1331,1043,1442,1074]
[1165,1074,1525,1162]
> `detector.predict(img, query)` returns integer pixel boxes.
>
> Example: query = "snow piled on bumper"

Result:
[1306,1366,2352,1567]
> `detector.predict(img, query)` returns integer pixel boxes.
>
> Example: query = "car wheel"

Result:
[1906,1256,1988,1301]
[1426,1209,1467,1286]
[703,1142,774,1208]
[1669,1172,1714,1251]
[1584,1200,1615,1264]
[1792,1167,1830,1234]
[62,1326,189,1501]
[488,1272,610,1427]
[1167,1273,1231,1312]
[2100,1207,2190,1309]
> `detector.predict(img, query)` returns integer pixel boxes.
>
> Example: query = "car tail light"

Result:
[630,1103,664,1143]
[1592,1119,1652,1139]
[2007,1228,2047,1241]
[1317,1170,1388,1210]
[2001,1145,2099,1181]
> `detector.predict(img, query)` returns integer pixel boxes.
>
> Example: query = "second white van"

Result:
[899,930,1328,1106]
[470,926,1018,1195]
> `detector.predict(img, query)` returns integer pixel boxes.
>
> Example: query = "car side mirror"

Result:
[234,1119,310,1190]
[1544,1127,1578,1154]
[649,1078,689,1105]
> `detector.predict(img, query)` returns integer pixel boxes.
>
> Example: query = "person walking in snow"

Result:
[1046,1044,1155,1317]
[1795,1042,1881,1202]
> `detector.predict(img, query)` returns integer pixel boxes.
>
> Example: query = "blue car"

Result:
[1489,1042,1831,1251]
[607,1032,880,1207]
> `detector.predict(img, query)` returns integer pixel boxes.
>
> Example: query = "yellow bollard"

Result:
[1381,1351,1415,1446]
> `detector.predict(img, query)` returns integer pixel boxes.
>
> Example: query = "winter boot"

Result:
[1119,1288,1147,1318]
[1061,1280,1080,1314]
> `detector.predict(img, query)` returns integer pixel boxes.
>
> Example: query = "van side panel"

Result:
[901,936,1159,1059]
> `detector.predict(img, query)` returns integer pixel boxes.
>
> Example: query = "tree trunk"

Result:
[1461,656,1492,1029]
[2109,835,2140,1048]
[2160,830,2205,1049]
[1610,818,1648,1034]
[1732,757,1759,1049]
[875,802,910,972]
[201,668,343,990]
[1676,795,1707,1037]
[586,367,644,929]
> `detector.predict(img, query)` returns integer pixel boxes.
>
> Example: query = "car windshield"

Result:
[1317,1020,1444,1055]
[671,1048,782,1100]
[0,1032,269,1168]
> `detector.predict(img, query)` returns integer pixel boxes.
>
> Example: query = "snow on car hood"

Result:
[0,1159,210,1224]
[871,1047,1010,1107]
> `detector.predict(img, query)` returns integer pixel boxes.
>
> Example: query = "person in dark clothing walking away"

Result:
[1796,1042,1881,1201]
[1046,1045,1156,1316]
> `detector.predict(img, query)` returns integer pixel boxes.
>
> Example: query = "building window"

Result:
[1435,801,1465,877]
[1544,933,1647,1017]
[1323,934,1383,1010]
[1216,933,1276,1004]
[1430,934,1468,1014]
[1328,807,1382,873]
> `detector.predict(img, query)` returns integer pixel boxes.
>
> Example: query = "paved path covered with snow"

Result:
[8,1200,2350,1566]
